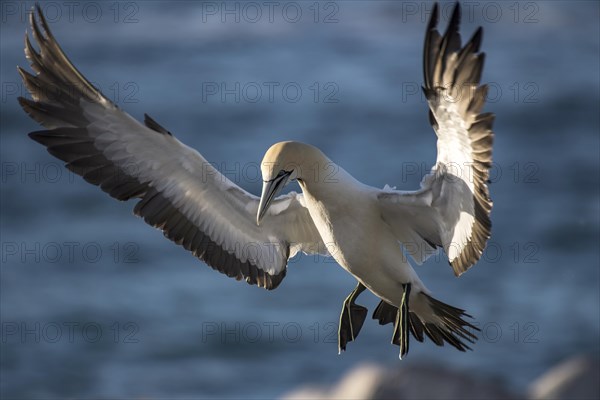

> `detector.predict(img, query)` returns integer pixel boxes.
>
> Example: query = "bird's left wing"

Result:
[18,6,325,290]
[378,3,494,276]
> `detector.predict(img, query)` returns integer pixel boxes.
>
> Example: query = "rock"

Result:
[329,364,386,399]
[282,364,385,400]
[373,365,515,400]
[281,386,330,400]
[528,355,600,400]
[281,363,516,399]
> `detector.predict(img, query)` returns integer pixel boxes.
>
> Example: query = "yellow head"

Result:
[257,141,325,224]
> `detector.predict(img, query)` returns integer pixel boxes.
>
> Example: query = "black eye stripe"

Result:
[265,169,292,183]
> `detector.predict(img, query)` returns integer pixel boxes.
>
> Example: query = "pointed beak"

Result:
[257,172,291,225]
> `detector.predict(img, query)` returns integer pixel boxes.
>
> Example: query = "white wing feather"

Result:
[19,6,325,290]
[378,4,494,276]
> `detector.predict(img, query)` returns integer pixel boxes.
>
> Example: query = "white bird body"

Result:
[262,143,436,333]
[294,155,426,302]
[19,3,494,357]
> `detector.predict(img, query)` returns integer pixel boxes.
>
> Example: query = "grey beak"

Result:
[257,172,291,225]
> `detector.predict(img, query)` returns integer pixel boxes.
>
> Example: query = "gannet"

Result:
[18,2,494,358]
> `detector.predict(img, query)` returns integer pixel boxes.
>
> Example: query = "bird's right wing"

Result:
[18,6,325,290]
[378,3,494,276]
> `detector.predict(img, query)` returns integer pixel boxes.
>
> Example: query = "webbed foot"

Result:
[338,282,367,353]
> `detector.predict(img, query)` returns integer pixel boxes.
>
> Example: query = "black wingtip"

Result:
[423,3,442,88]
[28,130,46,145]
[16,65,26,78]
[470,27,483,53]
[28,3,54,44]
[29,7,39,38]
[445,1,461,37]
[144,113,173,136]
[427,3,439,31]
[36,3,56,41]
[34,3,44,26]
[17,96,28,107]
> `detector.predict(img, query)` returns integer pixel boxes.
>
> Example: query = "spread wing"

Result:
[18,5,325,290]
[378,3,494,276]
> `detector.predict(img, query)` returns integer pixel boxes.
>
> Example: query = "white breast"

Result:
[299,176,425,305]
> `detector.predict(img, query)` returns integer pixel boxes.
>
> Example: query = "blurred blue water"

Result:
[1,1,599,398]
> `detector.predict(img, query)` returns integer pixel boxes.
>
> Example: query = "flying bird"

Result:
[18,2,494,358]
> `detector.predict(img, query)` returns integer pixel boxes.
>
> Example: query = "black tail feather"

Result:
[374,291,478,355]
[409,312,425,342]
[372,300,397,325]
[374,300,425,344]
[421,292,479,351]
